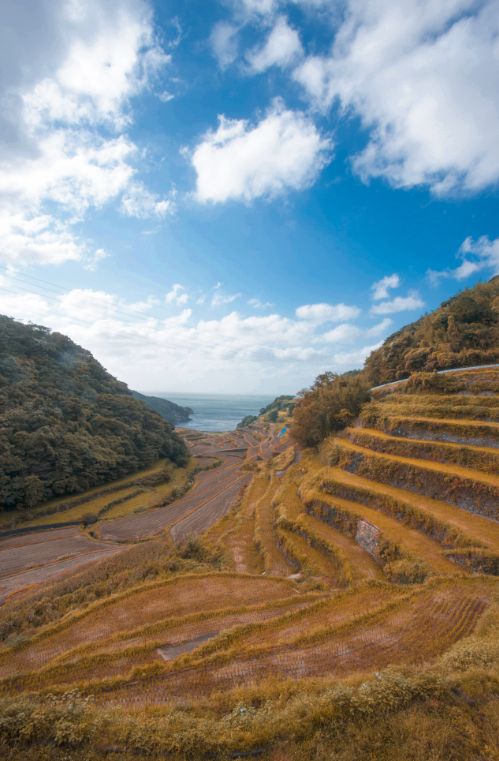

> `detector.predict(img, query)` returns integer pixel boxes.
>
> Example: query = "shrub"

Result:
[291,372,370,448]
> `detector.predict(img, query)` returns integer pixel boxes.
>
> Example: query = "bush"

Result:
[291,372,370,448]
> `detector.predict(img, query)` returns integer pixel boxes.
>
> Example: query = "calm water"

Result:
[155,392,274,432]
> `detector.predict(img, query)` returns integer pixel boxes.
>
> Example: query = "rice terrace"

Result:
[1,308,498,759]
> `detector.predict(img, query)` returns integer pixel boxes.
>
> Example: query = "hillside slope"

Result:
[365,276,499,385]
[131,390,192,424]
[0,316,188,511]
[0,367,497,761]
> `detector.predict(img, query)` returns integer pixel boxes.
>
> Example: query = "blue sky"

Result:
[0,0,498,393]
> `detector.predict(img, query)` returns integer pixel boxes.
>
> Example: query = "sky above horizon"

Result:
[0,0,498,394]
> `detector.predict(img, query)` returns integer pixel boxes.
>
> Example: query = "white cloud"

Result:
[321,323,360,343]
[165,283,189,305]
[121,183,175,219]
[0,0,172,268]
[367,317,393,336]
[296,302,361,323]
[22,1,168,131]
[210,22,240,68]
[0,132,136,215]
[0,210,103,268]
[428,236,499,284]
[248,297,273,309]
[233,0,278,17]
[294,0,499,194]
[246,16,303,73]
[191,100,331,203]
[333,342,382,368]
[211,284,241,307]
[371,274,400,301]
[371,292,424,315]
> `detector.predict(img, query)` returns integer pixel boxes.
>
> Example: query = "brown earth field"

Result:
[0,424,286,601]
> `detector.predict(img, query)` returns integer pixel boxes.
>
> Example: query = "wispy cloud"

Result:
[165,283,189,305]
[211,283,241,307]
[428,236,499,284]
[296,302,361,324]
[371,274,400,301]
[371,292,424,315]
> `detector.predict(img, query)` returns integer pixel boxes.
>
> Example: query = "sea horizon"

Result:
[148,391,275,432]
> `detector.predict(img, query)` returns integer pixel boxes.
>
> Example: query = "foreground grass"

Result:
[1,657,498,760]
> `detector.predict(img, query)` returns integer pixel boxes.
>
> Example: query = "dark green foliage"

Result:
[131,390,192,424]
[237,414,258,429]
[365,276,499,385]
[291,372,370,447]
[0,316,188,511]
[237,396,295,428]
[259,395,295,419]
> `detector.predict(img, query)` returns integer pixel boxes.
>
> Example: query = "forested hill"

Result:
[131,391,192,425]
[0,316,188,511]
[365,276,499,386]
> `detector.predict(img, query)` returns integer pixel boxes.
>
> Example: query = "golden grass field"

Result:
[1,367,498,760]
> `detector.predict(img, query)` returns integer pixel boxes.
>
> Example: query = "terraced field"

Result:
[1,367,498,759]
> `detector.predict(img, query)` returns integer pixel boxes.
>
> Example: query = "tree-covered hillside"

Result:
[131,390,192,425]
[365,276,499,386]
[0,316,188,511]
[291,278,498,448]
[237,395,295,428]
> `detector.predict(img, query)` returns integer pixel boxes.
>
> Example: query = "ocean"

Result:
[156,392,274,432]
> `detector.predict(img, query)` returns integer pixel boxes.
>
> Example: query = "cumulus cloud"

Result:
[165,283,189,305]
[22,6,168,131]
[371,292,424,315]
[190,100,331,203]
[246,16,303,73]
[371,274,400,301]
[0,0,172,268]
[295,302,360,323]
[321,323,360,343]
[0,211,89,267]
[428,236,499,284]
[294,0,499,194]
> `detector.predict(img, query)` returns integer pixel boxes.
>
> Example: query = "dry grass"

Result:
[304,478,461,577]
[315,457,499,554]
[254,476,294,576]
[366,413,499,447]
[344,426,499,475]
[0,574,296,679]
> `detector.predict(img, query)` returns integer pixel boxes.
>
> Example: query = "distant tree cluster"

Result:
[236,415,258,429]
[259,395,295,422]
[291,372,370,448]
[0,316,188,511]
[237,395,295,428]
[365,276,499,386]
[131,390,192,424]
